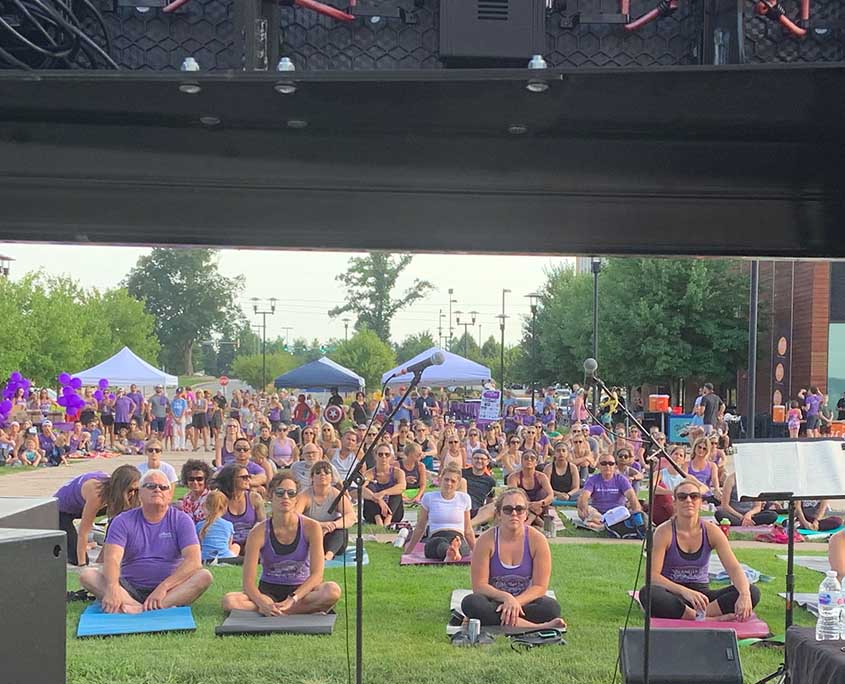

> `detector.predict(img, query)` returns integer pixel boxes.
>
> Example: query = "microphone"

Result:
[583,358,598,385]
[400,351,446,375]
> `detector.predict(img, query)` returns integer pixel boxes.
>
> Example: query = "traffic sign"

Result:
[219,376,229,386]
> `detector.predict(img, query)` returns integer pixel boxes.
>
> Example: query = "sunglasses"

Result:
[617,453,632,459]
[675,491,702,501]
[146,448,162,453]
[501,505,527,515]
[237,474,251,481]
[234,446,251,452]
[599,461,616,466]
[377,452,392,457]
[573,440,585,445]
[509,440,520,445]
[313,469,332,476]
[187,476,205,482]
[141,483,170,492]
[227,425,238,429]
[273,488,298,498]
[449,440,459,444]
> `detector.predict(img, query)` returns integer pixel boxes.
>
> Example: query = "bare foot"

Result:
[121,603,143,614]
[712,612,737,622]
[445,537,462,562]
[325,552,335,561]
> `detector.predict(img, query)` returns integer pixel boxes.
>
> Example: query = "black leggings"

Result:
[324,528,349,557]
[715,509,778,527]
[460,592,561,626]
[424,530,468,560]
[362,495,404,524]
[638,583,761,619]
[60,512,85,566]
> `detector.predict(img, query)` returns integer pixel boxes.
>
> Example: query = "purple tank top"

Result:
[220,440,236,466]
[54,471,108,516]
[687,461,713,492]
[661,520,711,586]
[268,407,281,422]
[489,527,533,596]
[518,471,544,502]
[271,438,293,466]
[260,516,311,585]
[223,494,257,544]
[367,467,396,495]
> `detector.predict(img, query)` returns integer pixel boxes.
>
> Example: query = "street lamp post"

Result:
[454,311,477,358]
[526,293,541,411]
[342,318,350,341]
[498,288,511,412]
[591,257,602,416]
[447,288,456,351]
[251,297,277,391]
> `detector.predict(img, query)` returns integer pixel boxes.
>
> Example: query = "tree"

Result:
[125,248,242,375]
[231,351,298,391]
[329,252,434,341]
[394,331,436,363]
[329,329,396,390]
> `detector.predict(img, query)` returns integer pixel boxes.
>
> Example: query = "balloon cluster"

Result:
[0,371,31,421]
[57,373,109,411]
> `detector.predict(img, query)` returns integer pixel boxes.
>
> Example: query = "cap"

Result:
[42,420,52,427]
[27,427,37,435]
[155,385,163,389]
[356,424,368,430]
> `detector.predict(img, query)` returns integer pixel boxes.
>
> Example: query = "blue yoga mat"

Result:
[553,499,578,507]
[76,603,196,637]
[325,547,369,569]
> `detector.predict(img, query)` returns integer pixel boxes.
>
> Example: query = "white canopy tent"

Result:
[382,347,492,388]
[73,346,178,388]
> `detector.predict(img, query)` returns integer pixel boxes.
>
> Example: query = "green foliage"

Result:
[329,328,396,390]
[329,252,434,340]
[0,273,159,386]
[231,351,298,391]
[394,330,436,362]
[125,248,242,375]
[519,258,752,387]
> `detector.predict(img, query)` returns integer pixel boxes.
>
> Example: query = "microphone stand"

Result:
[329,372,422,684]
[587,371,686,684]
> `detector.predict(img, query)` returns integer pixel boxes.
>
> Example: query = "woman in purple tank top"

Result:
[461,487,564,629]
[639,481,759,620]
[222,470,341,616]
[54,465,140,566]
[687,437,722,505]
[215,464,266,555]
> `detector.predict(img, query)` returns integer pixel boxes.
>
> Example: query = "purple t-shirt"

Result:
[105,507,199,589]
[127,392,144,416]
[583,473,632,514]
[244,461,264,476]
[114,396,134,423]
[806,394,821,417]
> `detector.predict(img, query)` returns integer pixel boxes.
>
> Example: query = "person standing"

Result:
[804,386,823,438]
[113,388,137,436]
[700,383,723,435]
[391,387,413,432]
[414,387,436,427]
[148,385,169,439]
[836,392,845,421]
[127,384,145,435]
[171,388,189,452]
[191,390,210,452]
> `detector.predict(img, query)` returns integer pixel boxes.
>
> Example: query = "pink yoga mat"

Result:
[399,543,471,566]
[627,592,770,639]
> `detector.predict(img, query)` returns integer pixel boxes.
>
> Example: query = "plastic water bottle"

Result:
[393,527,409,548]
[815,570,841,640]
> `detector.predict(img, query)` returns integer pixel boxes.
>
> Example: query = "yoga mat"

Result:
[216,610,336,636]
[325,546,369,569]
[400,542,470,566]
[626,592,770,638]
[776,555,831,574]
[553,499,578,507]
[708,556,768,584]
[76,603,196,637]
[774,514,845,539]
[778,592,819,616]
[447,589,557,636]
[731,525,774,535]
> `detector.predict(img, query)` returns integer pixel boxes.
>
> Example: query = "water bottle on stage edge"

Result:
[815,570,841,640]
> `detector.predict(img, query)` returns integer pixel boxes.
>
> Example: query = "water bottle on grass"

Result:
[816,570,841,640]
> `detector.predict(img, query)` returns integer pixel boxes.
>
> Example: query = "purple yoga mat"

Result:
[399,542,471,566]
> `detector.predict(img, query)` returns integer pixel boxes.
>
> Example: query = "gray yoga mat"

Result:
[776,555,831,574]
[778,592,820,616]
[216,610,336,636]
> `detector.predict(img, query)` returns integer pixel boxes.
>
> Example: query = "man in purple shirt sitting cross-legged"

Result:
[577,453,642,532]
[79,469,213,613]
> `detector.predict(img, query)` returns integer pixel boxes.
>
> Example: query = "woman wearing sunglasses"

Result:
[461,487,564,629]
[215,463,267,556]
[295,461,356,561]
[137,439,178,484]
[640,481,760,621]
[222,470,342,616]
[499,435,523,478]
[543,442,580,502]
[178,459,212,524]
[215,421,242,468]
[506,449,554,527]
[362,445,407,526]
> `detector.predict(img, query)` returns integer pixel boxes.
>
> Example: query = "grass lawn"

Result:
[0,464,49,477]
[66,542,821,684]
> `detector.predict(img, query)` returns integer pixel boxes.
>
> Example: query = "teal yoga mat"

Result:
[325,546,369,569]
[76,603,196,637]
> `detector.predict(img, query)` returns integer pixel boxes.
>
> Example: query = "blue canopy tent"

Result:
[273,356,364,391]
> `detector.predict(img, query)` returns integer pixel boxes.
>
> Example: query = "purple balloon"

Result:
[70,377,82,390]
[58,372,71,385]
[0,400,11,413]
[98,378,109,390]
[108,393,115,401]
[57,396,67,407]
[9,371,21,383]
[63,386,75,397]
[93,390,104,401]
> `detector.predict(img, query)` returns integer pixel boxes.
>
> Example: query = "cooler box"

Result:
[772,405,786,423]
[671,406,683,414]
[648,394,670,412]
[831,420,845,437]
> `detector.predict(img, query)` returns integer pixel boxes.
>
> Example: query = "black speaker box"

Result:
[0,527,66,684]
[619,628,743,684]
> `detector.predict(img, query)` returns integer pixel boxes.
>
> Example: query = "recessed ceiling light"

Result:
[200,116,221,126]
[507,124,527,135]
[287,119,308,129]
[179,82,201,95]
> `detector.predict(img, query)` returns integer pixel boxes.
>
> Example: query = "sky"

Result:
[6,243,573,347]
